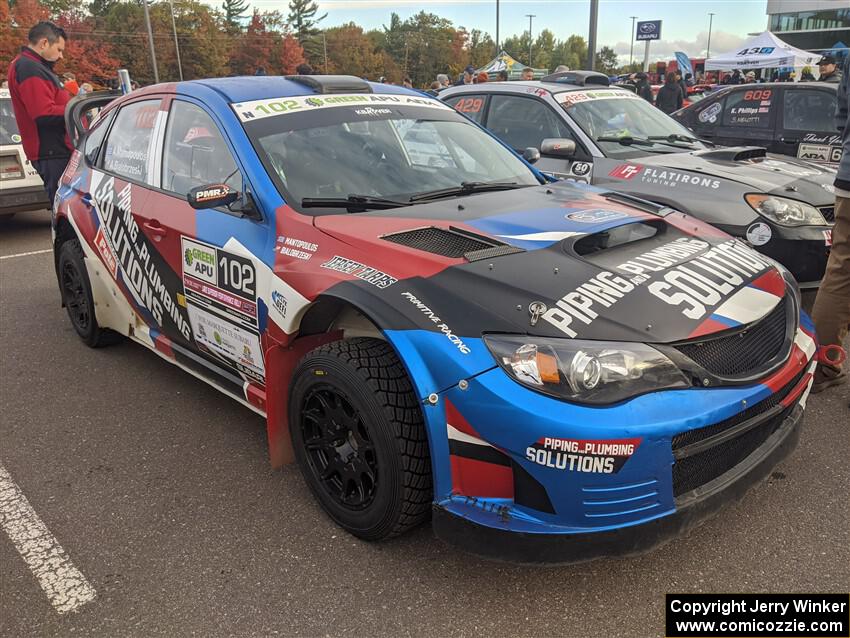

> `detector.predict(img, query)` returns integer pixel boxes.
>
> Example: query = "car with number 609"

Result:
[54,75,821,563]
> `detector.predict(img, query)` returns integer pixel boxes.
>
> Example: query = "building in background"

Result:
[765,0,850,57]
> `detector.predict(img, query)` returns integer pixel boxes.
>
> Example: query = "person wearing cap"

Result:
[818,55,842,83]
[811,53,850,395]
[455,65,476,86]
[521,67,534,81]
[634,71,653,103]
[744,71,756,83]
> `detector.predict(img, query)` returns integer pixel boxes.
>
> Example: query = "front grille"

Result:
[672,407,790,497]
[671,366,806,497]
[819,206,834,223]
[674,296,788,377]
[382,226,497,258]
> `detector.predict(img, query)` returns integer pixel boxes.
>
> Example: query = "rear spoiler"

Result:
[64,90,122,149]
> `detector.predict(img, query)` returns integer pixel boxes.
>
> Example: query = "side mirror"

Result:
[187,183,239,210]
[523,147,541,164]
[540,138,577,157]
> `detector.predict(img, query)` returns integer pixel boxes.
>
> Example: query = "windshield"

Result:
[236,94,540,213]
[558,90,708,159]
[1,98,22,145]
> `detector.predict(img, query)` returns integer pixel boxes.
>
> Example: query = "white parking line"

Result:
[0,463,96,614]
[0,248,52,260]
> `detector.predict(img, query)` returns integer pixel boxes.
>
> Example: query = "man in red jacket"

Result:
[7,21,71,206]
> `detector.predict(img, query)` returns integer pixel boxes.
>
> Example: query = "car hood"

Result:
[314,180,787,344]
[637,147,835,204]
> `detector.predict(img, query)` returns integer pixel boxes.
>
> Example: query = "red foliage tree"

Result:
[276,32,305,75]
[55,13,121,86]
[230,10,274,76]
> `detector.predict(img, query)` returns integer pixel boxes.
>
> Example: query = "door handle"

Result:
[143,219,167,238]
[780,137,799,144]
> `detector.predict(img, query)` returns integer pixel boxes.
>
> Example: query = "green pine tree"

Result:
[222,0,249,30]
[287,0,327,62]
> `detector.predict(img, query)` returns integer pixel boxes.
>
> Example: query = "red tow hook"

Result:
[815,344,847,366]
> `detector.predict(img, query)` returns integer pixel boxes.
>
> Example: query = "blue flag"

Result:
[675,52,693,78]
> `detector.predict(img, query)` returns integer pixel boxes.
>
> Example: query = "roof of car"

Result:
[443,80,631,95]
[174,76,420,104]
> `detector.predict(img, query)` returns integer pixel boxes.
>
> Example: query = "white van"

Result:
[1,87,50,219]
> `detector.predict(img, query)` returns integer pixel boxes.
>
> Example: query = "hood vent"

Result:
[382,226,523,261]
[693,147,767,162]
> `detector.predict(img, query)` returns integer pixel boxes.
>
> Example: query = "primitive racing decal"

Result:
[90,172,192,342]
[526,437,642,474]
[400,291,471,355]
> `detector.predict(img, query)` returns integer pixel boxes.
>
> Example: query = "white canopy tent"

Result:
[705,31,819,71]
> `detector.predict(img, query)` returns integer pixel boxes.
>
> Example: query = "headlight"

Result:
[484,335,689,405]
[745,193,828,226]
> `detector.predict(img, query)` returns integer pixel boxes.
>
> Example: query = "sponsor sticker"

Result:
[608,163,643,180]
[188,304,265,380]
[354,107,392,116]
[183,238,217,284]
[11,133,22,144]
[567,209,628,223]
[270,289,288,318]
[526,437,642,474]
[797,143,831,163]
[94,228,118,278]
[401,291,470,355]
[570,161,592,177]
[557,90,639,108]
[823,229,832,247]
[697,102,721,123]
[232,93,452,122]
[745,222,772,246]
[320,255,397,289]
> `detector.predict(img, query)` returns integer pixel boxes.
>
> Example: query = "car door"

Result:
[152,98,267,386]
[680,90,726,141]
[483,93,584,178]
[712,86,777,148]
[776,87,841,165]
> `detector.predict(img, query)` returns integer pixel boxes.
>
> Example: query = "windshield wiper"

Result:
[301,194,410,212]
[409,181,526,203]
[596,134,695,150]
[648,133,701,146]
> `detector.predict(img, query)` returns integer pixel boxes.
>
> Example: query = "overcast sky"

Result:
[243,0,770,62]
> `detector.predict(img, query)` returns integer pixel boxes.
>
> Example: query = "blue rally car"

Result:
[55,75,819,563]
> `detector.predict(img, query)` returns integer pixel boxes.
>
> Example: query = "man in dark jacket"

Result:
[655,72,682,114]
[7,21,71,205]
[634,72,653,103]
[817,55,843,84]
[811,54,850,394]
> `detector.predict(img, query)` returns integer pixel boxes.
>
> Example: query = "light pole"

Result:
[168,0,183,81]
[495,0,500,54]
[587,0,599,71]
[525,14,536,66]
[322,31,328,74]
[142,0,159,83]
[707,12,715,59]
[629,15,638,68]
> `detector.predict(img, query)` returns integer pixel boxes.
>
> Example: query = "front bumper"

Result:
[434,401,805,564]
[0,183,49,215]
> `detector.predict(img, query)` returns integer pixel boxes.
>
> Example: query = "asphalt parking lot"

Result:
[1,209,848,637]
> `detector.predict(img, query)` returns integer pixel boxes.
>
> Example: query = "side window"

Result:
[721,88,774,128]
[486,95,574,150]
[783,90,837,132]
[444,95,486,124]
[102,99,162,183]
[161,100,240,196]
[84,110,115,166]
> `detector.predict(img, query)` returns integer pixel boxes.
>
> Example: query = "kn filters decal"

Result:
[181,236,264,381]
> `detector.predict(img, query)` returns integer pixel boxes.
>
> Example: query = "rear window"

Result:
[1,98,22,145]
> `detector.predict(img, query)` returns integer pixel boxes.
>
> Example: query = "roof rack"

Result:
[285,75,372,94]
[540,71,610,87]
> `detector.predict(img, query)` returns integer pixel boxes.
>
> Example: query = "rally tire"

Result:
[289,337,432,540]
[58,239,122,347]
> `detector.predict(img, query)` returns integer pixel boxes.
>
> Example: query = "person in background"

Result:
[521,67,534,81]
[436,73,450,89]
[497,70,508,82]
[684,72,694,87]
[296,63,313,75]
[454,65,475,86]
[6,21,72,205]
[655,71,683,114]
[79,82,92,94]
[477,71,488,84]
[1,80,8,89]
[818,55,842,83]
[727,69,742,85]
[553,64,570,73]
[402,77,413,89]
[675,70,687,100]
[634,71,653,103]
[62,72,78,96]
[744,71,756,83]
[254,66,266,76]
[811,53,850,396]
[425,81,441,96]
[801,66,816,82]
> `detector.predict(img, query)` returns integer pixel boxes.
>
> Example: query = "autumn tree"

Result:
[324,23,383,78]
[275,31,305,74]
[1,0,17,66]
[230,9,276,75]
[54,12,121,85]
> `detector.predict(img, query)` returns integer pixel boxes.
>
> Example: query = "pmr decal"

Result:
[526,437,642,474]
[570,162,592,177]
[746,222,772,247]
[698,102,722,124]
[567,209,628,223]
[193,184,232,203]
[608,164,643,180]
